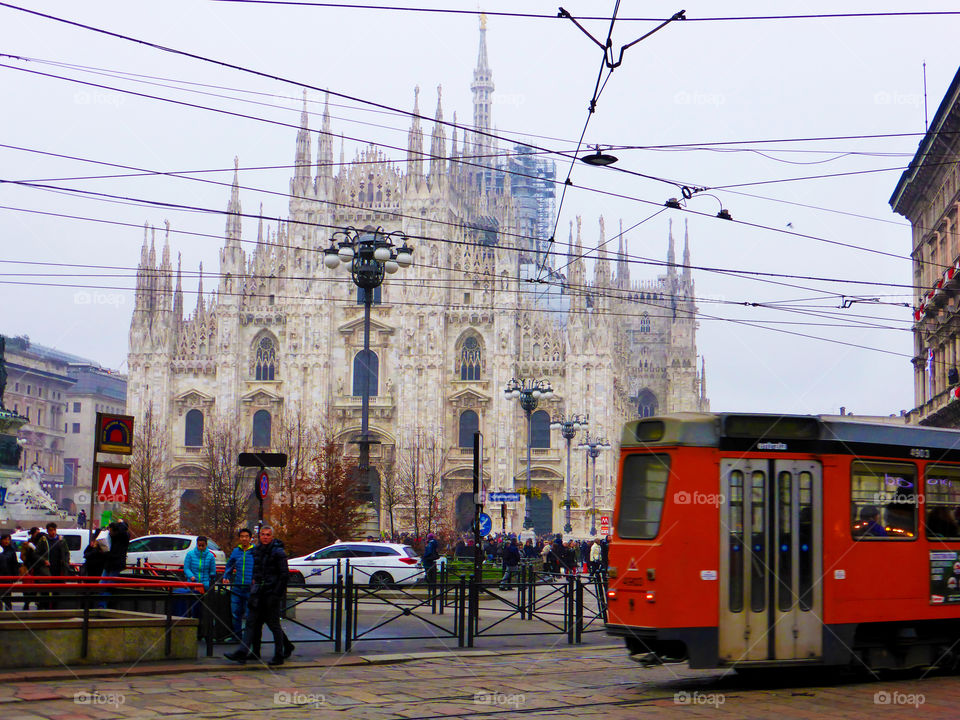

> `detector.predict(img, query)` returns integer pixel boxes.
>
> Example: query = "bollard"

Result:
[457,575,467,648]
[344,568,354,653]
[566,575,575,644]
[334,569,343,653]
[575,575,584,643]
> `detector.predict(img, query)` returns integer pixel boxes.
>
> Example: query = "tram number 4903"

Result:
[909,448,931,459]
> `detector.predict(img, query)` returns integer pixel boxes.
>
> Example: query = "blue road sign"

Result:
[478,512,492,536]
[256,470,270,500]
[488,492,522,502]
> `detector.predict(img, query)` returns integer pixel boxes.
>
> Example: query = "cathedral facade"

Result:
[126,24,708,535]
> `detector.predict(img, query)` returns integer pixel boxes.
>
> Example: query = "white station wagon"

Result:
[288,541,422,586]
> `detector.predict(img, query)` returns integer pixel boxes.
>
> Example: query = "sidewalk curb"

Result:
[0,644,623,683]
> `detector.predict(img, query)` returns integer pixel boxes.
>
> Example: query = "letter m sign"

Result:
[97,463,130,503]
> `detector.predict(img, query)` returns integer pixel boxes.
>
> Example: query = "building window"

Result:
[637,389,658,418]
[72,423,80,433]
[73,402,81,413]
[26,385,31,395]
[850,461,916,540]
[459,410,479,448]
[530,410,551,449]
[353,350,379,397]
[640,313,650,333]
[252,410,272,448]
[64,458,79,486]
[254,336,277,381]
[356,285,382,304]
[457,335,482,381]
[37,409,44,427]
[185,409,204,447]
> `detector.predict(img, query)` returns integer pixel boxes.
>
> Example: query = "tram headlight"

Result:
[645,591,656,603]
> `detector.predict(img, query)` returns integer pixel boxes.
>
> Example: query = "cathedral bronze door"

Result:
[529,494,553,535]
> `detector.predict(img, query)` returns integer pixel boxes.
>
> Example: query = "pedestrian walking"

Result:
[97,521,130,609]
[223,529,255,638]
[224,525,294,666]
[589,538,602,578]
[76,509,86,530]
[46,523,71,609]
[21,528,50,609]
[82,539,106,578]
[422,532,440,599]
[499,537,520,590]
[0,533,19,610]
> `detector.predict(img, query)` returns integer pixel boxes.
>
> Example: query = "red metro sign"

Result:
[97,463,130,503]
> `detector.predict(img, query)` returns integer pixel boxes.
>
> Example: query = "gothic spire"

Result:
[667,219,676,276]
[471,14,495,156]
[682,218,692,286]
[226,156,242,245]
[429,85,446,179]
[594,216,611,288]
[293,90,312,189]
[196,262,205,318]
[316,92,334,191]
[407,86,424,178]
[616,218,630,288]
[173,252,183,323]
[700,356,707,403]
[161,220,173,299]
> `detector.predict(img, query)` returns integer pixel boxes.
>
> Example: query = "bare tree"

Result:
[185,411,251,548]
[392,428,448,537]
[121,401,177,536]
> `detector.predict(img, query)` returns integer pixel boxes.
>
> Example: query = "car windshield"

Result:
[402,547,419,558]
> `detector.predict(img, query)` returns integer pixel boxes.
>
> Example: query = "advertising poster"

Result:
[930,551,960,604]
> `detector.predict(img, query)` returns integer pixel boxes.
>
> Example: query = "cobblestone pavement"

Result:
[0,645,956,719]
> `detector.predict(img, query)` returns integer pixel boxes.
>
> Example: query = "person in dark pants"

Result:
[45,523,71,609]
[77,509,86,530]
[224,526,294,666]
[97,521,130,609]
[422,532,440,600]
[499,537,520,590]
[0,534,19,610]
[223,528,255,638]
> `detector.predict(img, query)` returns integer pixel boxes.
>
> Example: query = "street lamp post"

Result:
[324,227,413,508]
[504,378,553,530]
[550,413,587,534]
[579,432,611,536]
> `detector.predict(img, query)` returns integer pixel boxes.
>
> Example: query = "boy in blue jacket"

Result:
[184,536,217,590]
[223,528,255,637]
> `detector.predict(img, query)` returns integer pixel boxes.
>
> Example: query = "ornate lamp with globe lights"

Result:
[324,227,413,508]
[578,431,612,536]
[504,378,553,530]
[550,413,587,534]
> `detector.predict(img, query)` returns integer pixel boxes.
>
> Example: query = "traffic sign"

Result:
[478,512,492,536]
[239,452,288,468]
[255,469,270,500]
[489,492,522,503]
[600,515,610,524]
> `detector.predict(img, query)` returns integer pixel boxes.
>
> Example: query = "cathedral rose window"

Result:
[458,335,482,381]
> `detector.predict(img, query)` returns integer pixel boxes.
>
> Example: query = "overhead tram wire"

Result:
[203,2,960,23]
[0,50,948,267]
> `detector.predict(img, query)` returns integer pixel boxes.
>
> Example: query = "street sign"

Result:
[255,469,270,500]
[239,452,288,468]
[599,514,611,536]
[95,413,134,455]
[96,463,130,503]
[600,515,610,525]
[478,512,492,536]
[489,492,522,503]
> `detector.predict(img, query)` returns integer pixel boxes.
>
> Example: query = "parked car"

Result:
[11,528,90,566]
[125,534,227,568]
[288,541,421,586]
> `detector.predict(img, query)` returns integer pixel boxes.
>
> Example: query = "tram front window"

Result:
[617,453,671,539]
[850,461,917,540]
[925,465,960,540]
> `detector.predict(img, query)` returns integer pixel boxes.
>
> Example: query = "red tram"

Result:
[606,412,960,671]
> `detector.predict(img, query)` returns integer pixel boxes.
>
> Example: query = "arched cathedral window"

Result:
[353,350,379,397]
[457,335,482,381]
[640,313,651,333]
[530,410,551,449]
[637,389,658,418]
[185,409,204,447]
[254,336,277,381]
[252,410,272,448]
[459,410,479,448]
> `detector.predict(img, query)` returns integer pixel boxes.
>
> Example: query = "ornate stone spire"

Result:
[471,15,495,156]
[293,90,311,190]
[594,216,611,288]
[173,251,183,323]
[226,156,242,245]
[407,86,424,178]
[316,92,333,193]
[667,219,676,276]
[429,85,446,179]
[682,219,692,286]
[616,218,630,288]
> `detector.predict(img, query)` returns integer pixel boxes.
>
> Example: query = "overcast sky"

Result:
[1,1,957,417]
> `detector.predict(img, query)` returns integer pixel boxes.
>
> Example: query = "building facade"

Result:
[126,25,709,535]
[2,335,126,509]
[891,67,960,426]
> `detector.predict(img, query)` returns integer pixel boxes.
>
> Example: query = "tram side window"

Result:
[925,465,960,540]
[850,461,917,540]
[617,454,671,539]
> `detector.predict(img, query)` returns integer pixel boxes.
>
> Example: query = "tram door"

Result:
[718,459,822,663]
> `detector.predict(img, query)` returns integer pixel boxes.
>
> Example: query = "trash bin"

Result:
[201,586,236,641]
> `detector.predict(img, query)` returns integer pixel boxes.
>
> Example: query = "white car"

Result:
[125,534,227,568]
[12,529,90,566]
[289,542,422,586]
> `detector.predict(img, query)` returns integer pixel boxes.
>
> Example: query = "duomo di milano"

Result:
[126,22,708,535]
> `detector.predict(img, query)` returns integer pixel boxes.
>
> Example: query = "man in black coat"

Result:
[0,534,18,610]
[225,525,294,666]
